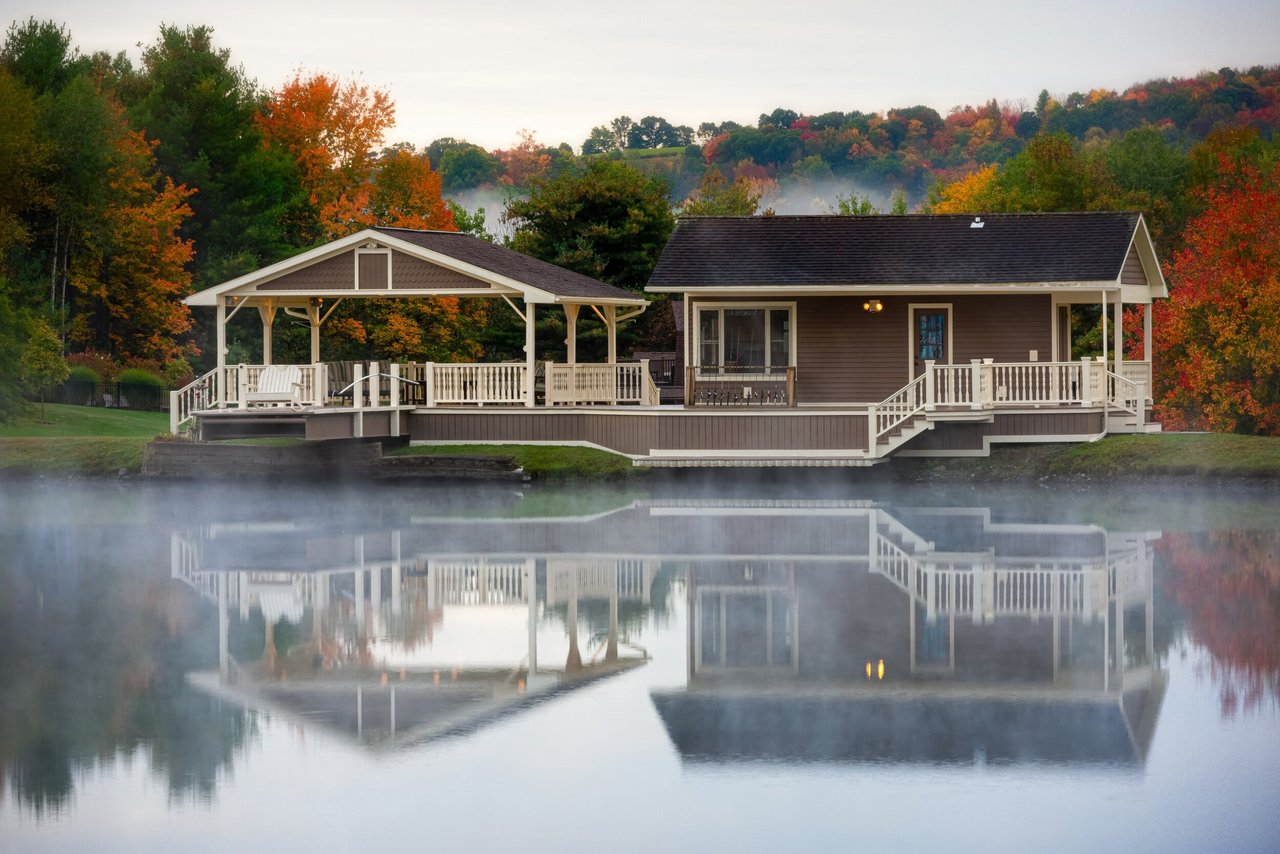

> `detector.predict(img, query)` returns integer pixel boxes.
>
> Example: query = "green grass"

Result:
[621,146,687,160]
[389,443,641,480]
[0,403,167,476]
[0,403,167,438]
[902,433,1280,480]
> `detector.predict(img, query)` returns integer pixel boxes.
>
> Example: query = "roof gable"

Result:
[647,212,1146,289]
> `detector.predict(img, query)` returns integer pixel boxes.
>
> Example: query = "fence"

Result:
[43,379,170,411]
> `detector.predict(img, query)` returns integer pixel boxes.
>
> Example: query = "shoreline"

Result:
[3,434,1280,485]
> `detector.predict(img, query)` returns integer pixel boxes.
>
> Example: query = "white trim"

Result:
[647,281,1121,296]
[691,300,797,376]
[907,303,953,378]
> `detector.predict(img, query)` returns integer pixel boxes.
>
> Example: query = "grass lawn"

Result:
[0,403,167,476]
[389,443,640,480]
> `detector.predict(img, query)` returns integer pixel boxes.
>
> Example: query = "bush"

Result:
[67,351,119,382]
[116,368,165,387]
[67,365,100,383]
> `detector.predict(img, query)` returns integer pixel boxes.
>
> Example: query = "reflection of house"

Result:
[174,524,650,749]
[651,504,1166,766]
[175,215,1168,464]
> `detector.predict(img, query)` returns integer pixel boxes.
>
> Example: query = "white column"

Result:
[216,300,227,369]
[1113,297,1124,373]
[1143,303,1152,362]
[308,301,322,364]
[605,305,617,364]
[525,301,536,408]
[1101,291,1108,366]
[257,301,276,365]
[564,304,579,364]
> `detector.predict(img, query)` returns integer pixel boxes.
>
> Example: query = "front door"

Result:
[912,307,949,378]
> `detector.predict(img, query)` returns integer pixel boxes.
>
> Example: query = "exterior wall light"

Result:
[863,299,883,313]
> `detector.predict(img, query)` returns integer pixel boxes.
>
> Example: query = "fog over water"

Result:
[1,479,1277,852]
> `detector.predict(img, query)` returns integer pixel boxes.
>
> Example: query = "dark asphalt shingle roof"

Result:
[373,227,644,302]
[646,212,1142,288]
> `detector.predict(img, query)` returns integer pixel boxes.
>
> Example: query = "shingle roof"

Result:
[373,227,643,303]
[646,212,1143,288]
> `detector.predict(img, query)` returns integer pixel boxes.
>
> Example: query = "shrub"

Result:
[163,358,194,387]
[67,351,120,381]
[67,365,100,383]
[116,368,165,387]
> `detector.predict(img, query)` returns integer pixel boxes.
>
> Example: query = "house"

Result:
[177,212,1166,465]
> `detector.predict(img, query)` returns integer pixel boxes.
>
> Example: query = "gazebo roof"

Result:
[186,227,646,308]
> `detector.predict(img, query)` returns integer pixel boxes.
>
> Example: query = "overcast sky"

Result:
[17,0,1280,151]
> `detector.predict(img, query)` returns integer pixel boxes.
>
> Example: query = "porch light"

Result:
[863,299,883,313]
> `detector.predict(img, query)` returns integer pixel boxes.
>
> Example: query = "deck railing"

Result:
[430,363,527,405]
[869,371,928,453]
[545,361,659,405]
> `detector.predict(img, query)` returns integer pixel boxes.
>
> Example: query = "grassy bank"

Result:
[0,404,166,476]
[897,433,1280,481]
[388,443,641,480]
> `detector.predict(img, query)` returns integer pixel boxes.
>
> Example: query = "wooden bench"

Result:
[245,365,304,406]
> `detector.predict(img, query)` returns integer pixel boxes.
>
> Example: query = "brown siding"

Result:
[392,251,488,289]
[306,412,357,440]
[259,253,354,291]
[358,252,389,290]
[989,410,1104,436]
[797,296,908,403]
[951,294,1052,364]
[1121,244,1146,287]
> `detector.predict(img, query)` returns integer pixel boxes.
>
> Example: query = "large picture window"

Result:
[696,305,793,375]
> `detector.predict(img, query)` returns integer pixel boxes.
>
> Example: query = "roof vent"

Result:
[970,217,984,229]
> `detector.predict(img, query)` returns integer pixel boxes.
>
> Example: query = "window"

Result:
[696,305,793,375]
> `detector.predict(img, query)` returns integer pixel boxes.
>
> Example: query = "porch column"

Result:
[1113,297,1124,373]
[1143,303,1152,362]
[605,305,617,364]
[1100,291,1108,366]
[564,304,579,364]
[307,300,322,364]
[525,301,536,408]
[216,300,227,369]
[257,300,277,365]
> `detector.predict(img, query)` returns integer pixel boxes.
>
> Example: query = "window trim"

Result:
[692,301,797,378]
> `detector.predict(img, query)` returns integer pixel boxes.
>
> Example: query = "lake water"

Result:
[1,479,1278,853]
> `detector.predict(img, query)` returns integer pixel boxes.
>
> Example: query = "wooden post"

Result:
[867,404,877,457]
[1143,303,1152,363]
[970,359,982,410]
[525,302,536,408]
[314,361,327,406]
[390,362,400,436]
[1114,297,1124,375]
[605,305,617,364]
[786,366,796,407]
[1080,356,1094,406]
[368,361,380,408]
[685,365,695,406]
[924,359,936,411]
[564,304,579,364]
[425,362,435,408]
[257,300,276,365]
[1101,290,1108,368]
[169,391,179,435]
[216,300,227,369]
[237,363,248,409]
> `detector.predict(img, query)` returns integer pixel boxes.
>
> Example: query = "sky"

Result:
[10,0,1280,151]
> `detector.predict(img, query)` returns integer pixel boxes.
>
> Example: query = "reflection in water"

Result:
[3,483,1278,841]
[651,504,1166,766]
[1158,531,1280,716]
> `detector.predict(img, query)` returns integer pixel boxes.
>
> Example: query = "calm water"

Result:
[1,479,1278,853]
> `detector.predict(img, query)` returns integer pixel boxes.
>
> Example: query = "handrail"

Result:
[869,372,928,455]
[1106,370,1145,424]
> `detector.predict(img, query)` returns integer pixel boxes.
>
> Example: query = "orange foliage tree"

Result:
[1153,159,1280,432]
[67,94,195,362]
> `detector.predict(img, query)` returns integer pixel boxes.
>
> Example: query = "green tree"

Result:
[681,168,759,216]
[0,18,84,95]
[833,191,880,215]
[0,286,30,422]
[581,125,616,155]
[505,159,674,290]
[0,68,47,264]
[437,143,501,193]
[19,316,67,417]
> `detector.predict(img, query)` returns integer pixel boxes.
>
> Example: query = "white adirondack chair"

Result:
[245,365,304,406]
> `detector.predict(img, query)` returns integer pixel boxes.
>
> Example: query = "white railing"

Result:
[431,363,527,405]
[170,364,241,434]
[546,558,654,604]
[1106,371,1146,424]
[991,362,1084,405]
[545,361,655,406]
[1118,361,1152,401]
[932,364,975,406]
[428,559,528,606]
[868,372,928,455]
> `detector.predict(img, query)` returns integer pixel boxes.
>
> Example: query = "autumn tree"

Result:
[257,71,394,242]
[19,317,67,418]
[1154,160,1280,433]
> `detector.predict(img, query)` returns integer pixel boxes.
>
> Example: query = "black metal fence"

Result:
[42,379,170,411]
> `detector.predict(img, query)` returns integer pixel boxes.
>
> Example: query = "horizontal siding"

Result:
[1121,244,1145,287]
[259,253,354,291]
[952,294,1052,364]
